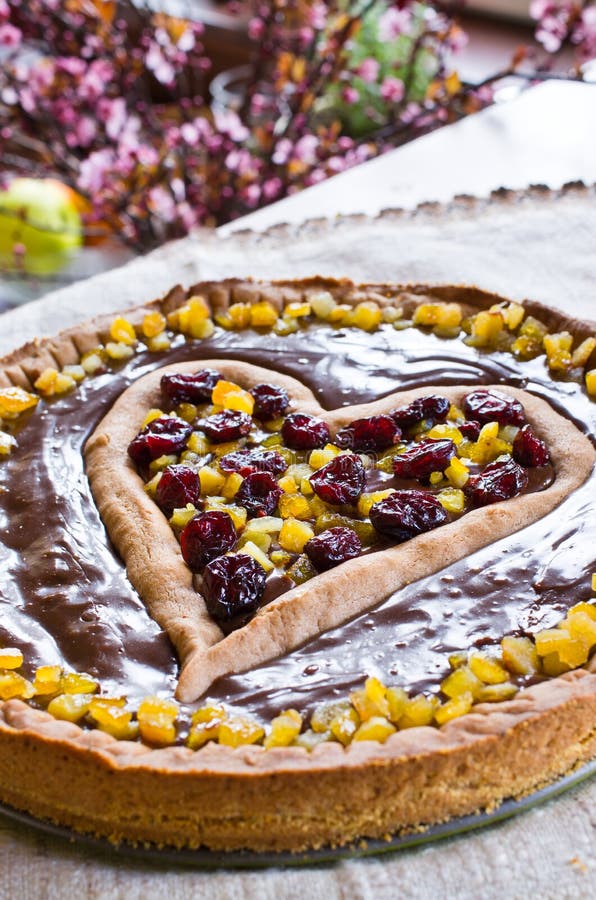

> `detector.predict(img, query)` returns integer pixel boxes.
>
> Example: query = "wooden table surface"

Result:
[1,80,595,899]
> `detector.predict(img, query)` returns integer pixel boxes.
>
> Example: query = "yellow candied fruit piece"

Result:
[385,686,408,723]
[174,402,197,424]
[350,301,383,331]
[535,629,588,668]
[34,367,76,396]
[278,492,312,520]
[227,302,252,329]
[435,691,474,725]
[212,380,255,415]
[0,431,17,456]
[309,444,341,469]
[382,305,403,324]
[351,676,390,722]
[187,720,222,749]
[437,487,465,514]
[142,311,167,338]
[448,651,468,669]
[465,421,511,465]
[585,369,596,397]
[187,432,209,455]
[47,692,94,722]
[490,301,525,330]
[543,331,573,372]
[397,694,439,729]
[413,302,462,331]
[176,295,210,331]
[0,671,34,700]
[104,341,135,361]
[541,652,572,677]
[309,291,337,320]
[218,716,265,747]
[60,672,99,695]
[278,474,298,493]
[427,423,464,445]
[447,404,465,422]
[192,704,226,726]
[109,316,137,346]
[468,652,509,685]
[441,665,482,699]
[241,541,275,573]
[429,471,444,486]
[264,709,303,749]
[353,716,396,743]
[571,336,596,368]
[444,457,470,488]
[569,600,596,620]
[243,516,283,534]
[170,503,198,529]
[222,472,244,499]
[293,728,332,751]
[80,349,105,375]
[0,648,23,669]
[142,408,164,428]
[239,530,271,554]
[300,476,315,496]
[273,317,299,336]
[149,453,178,473]
[33,664,62,696]
[310,700,352,734]
[137,696,178,746]
[357,489,395,518]
[61,364,85,383]
[475,682,519,703]
[501,636,540,676]
[89,703,138,741]
[144,471,162,498]
[249,301,279,328]
[270,549,292,567]
[0,386,39,418]
[566,610,596,648]
[465,310,505,348]
[199,466,225,495]
[329,707,361,746]
[284,301,311,318]
[204,498,247,531]
[278,518,315,553]
[146,332,171,352]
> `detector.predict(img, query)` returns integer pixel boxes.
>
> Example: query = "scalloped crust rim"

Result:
[0,277,595,853]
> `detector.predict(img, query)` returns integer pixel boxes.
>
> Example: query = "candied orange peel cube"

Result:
[353,716,396,742]
[501,636,540,676]
[47,692,94,722]
[0,671,34,700]
[218,715,265,747]
[33,664,62,695]
[109,316,137,346]
[468,652,509,685]
[142,311,167,338]
[397,694,439,729]
[0,386,39,419]
[60,672,99,695]
[435,691,474,725]
[278,517,314,552]
[249,301,279,328]
[0,647,23,669]
[137,696,179,746]
[350,676,390,722]
[264,709,303,748]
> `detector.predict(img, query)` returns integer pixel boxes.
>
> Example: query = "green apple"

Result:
[0,177,83,276]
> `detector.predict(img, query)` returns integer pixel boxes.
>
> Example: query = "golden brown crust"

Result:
[1,276,595,853]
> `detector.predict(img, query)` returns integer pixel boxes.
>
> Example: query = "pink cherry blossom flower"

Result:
[293,134,319,165]
[342,85,360,104]
[0,22,21,47]
[356,58,380,83]
[380,76,405,103]
[379,8,412,42]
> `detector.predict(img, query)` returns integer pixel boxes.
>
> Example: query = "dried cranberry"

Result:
[155,465,200,517]
[309,454,365,505]
[462,390,525,427]
[281,413,330,450]
[305,527,362,572]
[161,369,221,406]
[219,447,288,477]
[235,471,282,518]
[512,425,550,467]
[250,383,290,419]
[369,490,448,542]
[128,416,192,466]
[392,438,456,480]
[459,420,481,441]
[335,415,402,452]
[180,510,237,572]
[391,395,450,429]
[464,457,528,506]
[200,410,252,443]
[202,554,266,623]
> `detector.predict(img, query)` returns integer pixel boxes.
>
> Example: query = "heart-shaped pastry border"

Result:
[85,360,595,702]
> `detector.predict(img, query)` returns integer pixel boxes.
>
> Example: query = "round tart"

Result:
[0,278,595,853]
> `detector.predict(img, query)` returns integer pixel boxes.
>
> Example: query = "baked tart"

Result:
[0,278,595,853]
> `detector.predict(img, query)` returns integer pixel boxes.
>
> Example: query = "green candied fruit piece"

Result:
[314,512,377,546]
[287,554,317,585]
[375,445,407,473]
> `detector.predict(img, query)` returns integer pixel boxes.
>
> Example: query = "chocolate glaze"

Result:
[0,321,594,711]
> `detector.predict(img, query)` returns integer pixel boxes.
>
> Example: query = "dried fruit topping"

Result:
[391,395,450,428]
[200,410,252,443]
[462,390,525,426]
[459,420,481,441]
[512,424,550,467]
[155,464,200,516]
[235,472,283,518]
[305,526,362,571]
[335,415,402,452]
[281,413,330,450]
[309,454,366,505]
[202,554,266,623]
[180,510,237,572]
[464,457,528,506]
[250,382,290,419]
[161,369,221,406]
[128,416,192,466]
[369,490,448,541]
[392,438,456,480]
[219,447,288,478]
